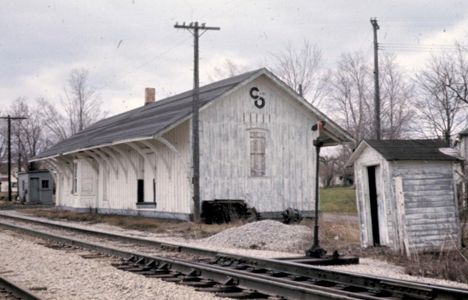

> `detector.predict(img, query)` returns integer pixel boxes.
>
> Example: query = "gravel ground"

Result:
[0,210,300,258]
[0,230,222,300]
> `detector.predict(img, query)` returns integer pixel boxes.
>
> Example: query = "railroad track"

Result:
[0,276,42,300]
[0,213,467,300]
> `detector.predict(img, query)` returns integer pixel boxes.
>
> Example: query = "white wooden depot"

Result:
[33,69,352,220]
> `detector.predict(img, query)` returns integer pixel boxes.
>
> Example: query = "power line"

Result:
[174,21,220,223]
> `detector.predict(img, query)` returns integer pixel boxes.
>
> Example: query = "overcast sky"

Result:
[1,0,468,115]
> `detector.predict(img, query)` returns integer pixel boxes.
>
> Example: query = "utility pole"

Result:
[174,21,220,222]
[0,115,27,201]
[370,18,381,140]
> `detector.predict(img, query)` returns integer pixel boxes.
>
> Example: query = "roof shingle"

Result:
[34,69,262,159]
[365,139,457,161]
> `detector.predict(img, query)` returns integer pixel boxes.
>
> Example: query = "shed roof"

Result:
[347,139,459,165]
[33,68,353,161]
[365,139,457,161]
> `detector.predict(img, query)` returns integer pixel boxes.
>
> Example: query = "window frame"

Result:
[41,179,49,189]
[72,161,78,194]
[248,129,267,177]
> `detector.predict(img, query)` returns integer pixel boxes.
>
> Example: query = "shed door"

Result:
[367,166,380,246]
[30,178,40,202]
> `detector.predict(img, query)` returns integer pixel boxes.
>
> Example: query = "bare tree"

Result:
[329,51,414,143]
[415,46,468,144]
[319,155,340,187]
[39,69,106,143]
[64,69,104,133]
[209,59,249,81]
[380,54,414,139]
[8,98,46,171]
[329,51,374,143]
[445,43,468,105]
[37,98,69,143]
[270,40,327,106]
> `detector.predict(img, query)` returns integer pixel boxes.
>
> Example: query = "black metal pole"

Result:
[7,115,11,201]
[306,137,326,258]
[313,140,321,247]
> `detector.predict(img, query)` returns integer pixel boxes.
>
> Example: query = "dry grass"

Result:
[360,246,468,284]
[300,218,361,255]
[22,208,243,238]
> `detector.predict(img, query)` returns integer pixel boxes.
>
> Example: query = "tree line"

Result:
[0,69,106,172]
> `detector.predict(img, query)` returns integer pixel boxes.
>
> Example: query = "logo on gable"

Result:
[249,87,265,109]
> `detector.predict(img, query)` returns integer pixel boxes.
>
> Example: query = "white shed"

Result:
[348,139,461,254]
[31,68,352,220]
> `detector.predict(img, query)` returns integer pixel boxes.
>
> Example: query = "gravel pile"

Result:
[201,220,312,252]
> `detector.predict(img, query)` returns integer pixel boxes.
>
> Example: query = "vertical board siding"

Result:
[53,120,191,215]
[199,75,317,213]
[392,161,460,250]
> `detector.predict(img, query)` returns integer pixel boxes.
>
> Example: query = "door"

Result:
[30,178,40,202]
[367,166,380,246]
[137,179,144,203]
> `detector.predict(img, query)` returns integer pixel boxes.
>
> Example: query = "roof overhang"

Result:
[30,136,155,162]
[345,140,368,167]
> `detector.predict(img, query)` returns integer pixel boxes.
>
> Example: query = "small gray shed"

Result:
[18,170,55,204]
[348,139,461,254]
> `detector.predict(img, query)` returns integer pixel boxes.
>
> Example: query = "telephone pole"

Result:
[0,115,27,201]
[370,18,381,140]
[174,21,220,222]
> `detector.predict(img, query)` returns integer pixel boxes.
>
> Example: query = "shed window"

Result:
[41,180,49,189]
[250,131,266,177]
[72,162,78,194]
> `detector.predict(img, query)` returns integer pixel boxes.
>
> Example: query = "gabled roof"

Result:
[33,68,353,161]
[347,139,459,165]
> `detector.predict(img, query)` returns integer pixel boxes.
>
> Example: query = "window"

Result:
[153,178,156,203]
[41,180,49,189]
[250,130,266,176]
[72,162,78,194]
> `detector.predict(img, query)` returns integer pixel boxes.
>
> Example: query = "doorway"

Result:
[30,178,40,202]
[367,166,380,246]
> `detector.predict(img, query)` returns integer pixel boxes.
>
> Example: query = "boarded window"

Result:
[250,131,266,176]
[72,162,78,194]
[41,180,49,189]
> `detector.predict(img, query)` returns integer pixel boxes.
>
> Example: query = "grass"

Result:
[22,208,243,239]
[320,186,357,213]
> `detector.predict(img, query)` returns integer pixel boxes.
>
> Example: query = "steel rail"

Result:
[1,213,468,299]
[0,276,43,300]
[0,221,368,300]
